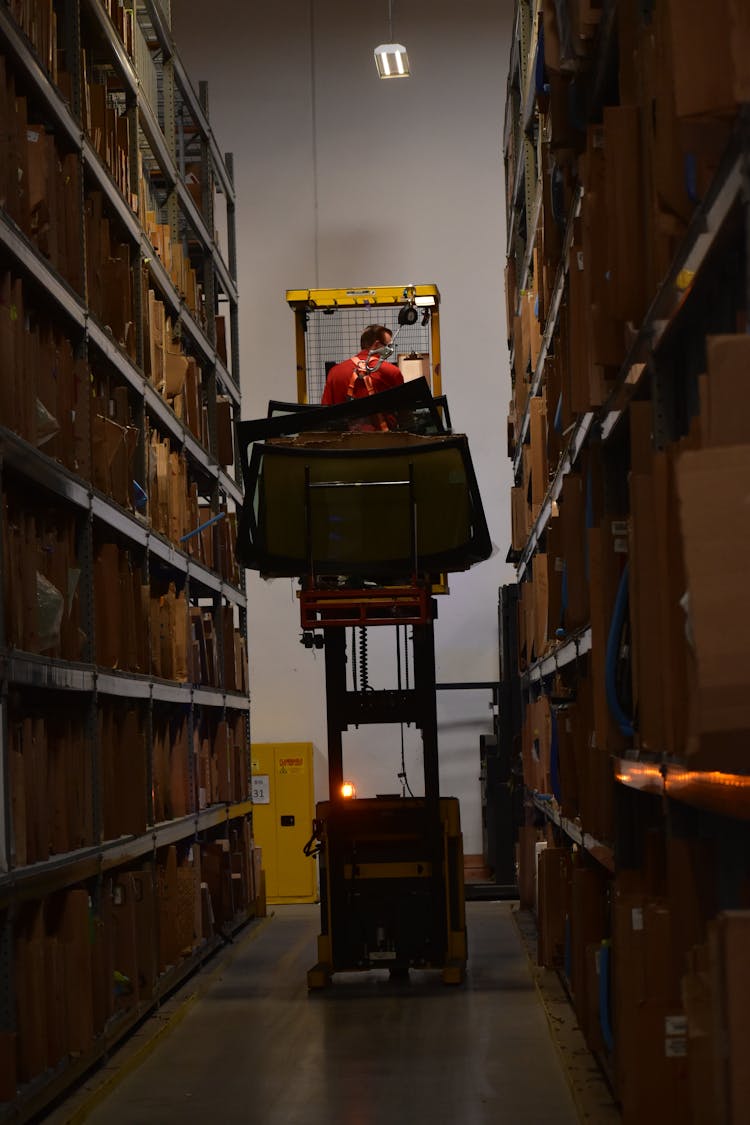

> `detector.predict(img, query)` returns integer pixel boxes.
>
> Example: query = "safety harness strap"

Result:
[345,357,389,430]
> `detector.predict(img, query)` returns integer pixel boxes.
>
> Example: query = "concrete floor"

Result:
[83,902,580,1125]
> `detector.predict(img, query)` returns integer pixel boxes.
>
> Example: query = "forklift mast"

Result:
[237,285,493,986]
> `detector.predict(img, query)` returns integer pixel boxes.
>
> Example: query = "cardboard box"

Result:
[587,524,628,756]
[569,864,608,1035]
[216,395,234,466]
[603,104,647,326]
[537,847,571,968]
[532,553,548,658]
[704,335,750,446]
[613,883,690,1123]
[665,0,745,117]
[709,912,750,1123]
[682,943,720,1125]
[559,472,588,630]
[675,445,750,765]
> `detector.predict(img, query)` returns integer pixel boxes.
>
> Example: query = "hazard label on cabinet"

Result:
[278,757,304,775]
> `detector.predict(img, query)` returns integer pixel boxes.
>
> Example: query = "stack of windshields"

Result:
[236,378,492,579]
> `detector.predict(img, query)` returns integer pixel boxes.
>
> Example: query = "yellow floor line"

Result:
[54,913,275,1125]
[511,906,620,1125]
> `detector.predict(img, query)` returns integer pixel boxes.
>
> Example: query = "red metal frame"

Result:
[299,584,433,628]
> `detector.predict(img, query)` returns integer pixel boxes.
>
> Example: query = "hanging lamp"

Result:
[374,0,410,78]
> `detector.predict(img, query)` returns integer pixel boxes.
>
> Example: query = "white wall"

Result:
[173,0,516,853]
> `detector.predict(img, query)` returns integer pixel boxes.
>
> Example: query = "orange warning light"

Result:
[341,781,357,799]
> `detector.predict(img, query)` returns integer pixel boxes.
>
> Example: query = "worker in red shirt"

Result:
[321,324,404,408]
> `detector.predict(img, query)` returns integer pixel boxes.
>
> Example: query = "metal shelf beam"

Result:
[1,653,93,691]
[219,471,243,507]
[0,797,253,904]
[0,428,90,509]
[0,211,86,328]
[216,358,240,405]
[523,626,592,685]
[532,793,614,871]
[91,494,148,545]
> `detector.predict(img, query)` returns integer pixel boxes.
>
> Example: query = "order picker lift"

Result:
[236,285,492,986]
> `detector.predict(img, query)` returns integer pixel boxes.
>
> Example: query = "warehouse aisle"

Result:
[82,902,580,1125]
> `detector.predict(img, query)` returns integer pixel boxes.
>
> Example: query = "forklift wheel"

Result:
[441,962,465,986]
[307,964,333,990]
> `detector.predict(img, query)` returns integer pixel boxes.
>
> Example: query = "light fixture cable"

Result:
[309,0,319,286]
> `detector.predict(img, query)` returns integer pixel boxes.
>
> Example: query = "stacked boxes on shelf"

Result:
[8,823,261,1097]
[0,0,253,1118]
[504,2,750,1121]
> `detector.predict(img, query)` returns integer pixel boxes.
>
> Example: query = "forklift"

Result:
[236,285,492,986]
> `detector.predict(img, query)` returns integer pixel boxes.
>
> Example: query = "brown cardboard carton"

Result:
[559,471,588,630]
[216,395,234,466]
[704,335,750,446]
[569,864,608,1035]
[157,846,180,971]
[537,847,570,967]
[529,394,548,515]
[612,885,690,1123]
[147,290,165,391]
[111,874,138,1010]
[129,868,157,1003]
[164,335,189,397]
[532,552,548,658]
[555,704,580,820]
[14,903,46,1082]
[567,239,593,414]
[603,105,647,326]
[682,943,720,1125]
[729,0,750,101]
[588,524,627,756]
[628,471,666,752]
[60,890,94,1053]
[675,446,750,764]
[709,912,750,1123]
[665,0,736,117]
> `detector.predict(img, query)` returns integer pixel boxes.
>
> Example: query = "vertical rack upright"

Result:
[0,0,256,1118]
[503,2,750,1120]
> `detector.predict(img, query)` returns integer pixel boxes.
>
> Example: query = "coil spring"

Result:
[359,627,369,691]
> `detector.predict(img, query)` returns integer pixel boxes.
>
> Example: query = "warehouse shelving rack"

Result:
[0,0,252,1118]
[503,1,750,1117]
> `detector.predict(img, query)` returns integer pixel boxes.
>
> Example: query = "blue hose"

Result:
[554,392,563,434]
[605,563,634,737]
[598,941,614,1052]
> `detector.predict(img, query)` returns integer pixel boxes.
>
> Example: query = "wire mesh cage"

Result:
[303,307,433,404]
[287,287,441,405]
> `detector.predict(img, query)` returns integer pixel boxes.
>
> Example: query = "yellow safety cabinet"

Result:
[251,742,318,904]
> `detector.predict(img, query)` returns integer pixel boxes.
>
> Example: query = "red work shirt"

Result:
[321,350,404,405]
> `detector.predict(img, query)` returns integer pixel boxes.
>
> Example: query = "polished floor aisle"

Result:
[83,902,580,1125]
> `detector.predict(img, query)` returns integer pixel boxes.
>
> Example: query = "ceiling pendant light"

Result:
[374,0,410,79]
